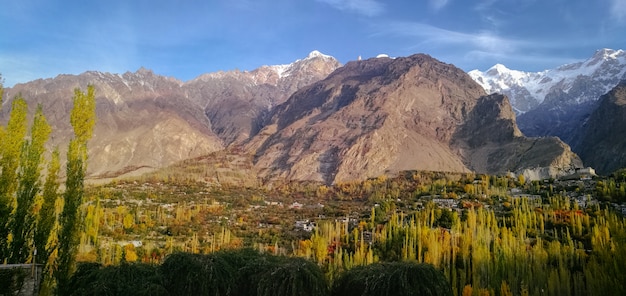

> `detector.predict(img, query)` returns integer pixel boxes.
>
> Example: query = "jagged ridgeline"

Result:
[252,54,581,183]
[470,49,626,175]
[4,51,589,185]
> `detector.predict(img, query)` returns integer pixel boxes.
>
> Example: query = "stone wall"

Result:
[0,264,43,296]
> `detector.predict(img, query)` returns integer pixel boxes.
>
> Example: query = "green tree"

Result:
[34,148,60,266]
[56,86,96,294]
[0,97,28,260]
[65,262,167,296]
[331,262,452,296]
[9,105,51,264]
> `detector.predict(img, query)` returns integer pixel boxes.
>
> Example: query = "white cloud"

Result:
[315,0,385,16]
[610,0,626,22]
[429,0,450,11]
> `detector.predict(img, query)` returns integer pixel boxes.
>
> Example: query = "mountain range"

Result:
[469,48,626,174]
[3,49,624,184]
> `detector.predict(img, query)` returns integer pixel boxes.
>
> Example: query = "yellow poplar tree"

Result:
[55,85,96,294]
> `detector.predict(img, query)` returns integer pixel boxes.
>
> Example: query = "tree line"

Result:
[295,196,626,295]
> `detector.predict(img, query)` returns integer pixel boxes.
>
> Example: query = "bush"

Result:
[331,262,452,296]
[65,262,167,296]
[160,249,328,296]
[159,252,229,295]
[68,250,330,296]
[240,255,328,296]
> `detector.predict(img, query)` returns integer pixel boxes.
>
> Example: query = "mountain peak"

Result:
[306,50,332,59]
[136,67,153,75]
[486,63,510,75]
[593,48,624,60]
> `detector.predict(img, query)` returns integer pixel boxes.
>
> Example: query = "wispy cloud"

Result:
[610,0,626,22]
[315,0,385,16]
[370,20,576,71]
[474,0,499,12]
[429,0,450,12]
[374,21,526,54]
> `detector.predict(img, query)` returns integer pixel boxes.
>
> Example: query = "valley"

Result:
[2,48,626,295]
[76,165,626,295]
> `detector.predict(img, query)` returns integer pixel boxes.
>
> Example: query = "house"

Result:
[432,198,458,209]
[295,220,316,232]
[561,167,597,181]
[289,202,303,209]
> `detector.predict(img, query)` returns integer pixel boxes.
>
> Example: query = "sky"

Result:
[1,0,625,87]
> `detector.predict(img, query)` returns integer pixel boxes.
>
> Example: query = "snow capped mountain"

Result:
[470,49,626,166]
[469,48,626,114]
[262,50,337,81]
[192,50,340,87]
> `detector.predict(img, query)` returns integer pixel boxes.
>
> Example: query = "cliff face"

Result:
[452,94,582,179]
[577,81,626,174]
[251,54,582,184]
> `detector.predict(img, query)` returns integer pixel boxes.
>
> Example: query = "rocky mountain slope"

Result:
[1,51,340,178]
[251,54,582,183]
[468,49,626,149]
[576,81,626,174]
[184,51,341,145]
[2,51,586,183]
[3,69,223,178]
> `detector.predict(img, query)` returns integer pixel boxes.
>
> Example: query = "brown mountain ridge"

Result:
[2,52,582,183]
[251,54,581,184]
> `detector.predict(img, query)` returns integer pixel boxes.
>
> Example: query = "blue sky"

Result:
[1,0,625,87]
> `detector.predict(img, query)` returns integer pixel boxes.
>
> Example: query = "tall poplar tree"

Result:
[34,148,60,266]
[0,98,28,261]
[55,85,96,293]
[8,105,52,264]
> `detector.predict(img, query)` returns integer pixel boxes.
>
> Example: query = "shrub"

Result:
[331,262,452,296]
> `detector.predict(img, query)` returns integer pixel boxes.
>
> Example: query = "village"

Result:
[84,167,626,259]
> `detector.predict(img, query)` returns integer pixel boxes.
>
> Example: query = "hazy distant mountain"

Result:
[576,81,626,174]
[469,49,626,171]
[250,54,581,183]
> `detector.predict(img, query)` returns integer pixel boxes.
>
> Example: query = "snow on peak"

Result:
[487,64,510,74]
[593,48,624,60]
[469,48,626,114]
[269,64,291,78]
[306,50,332,59]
